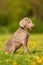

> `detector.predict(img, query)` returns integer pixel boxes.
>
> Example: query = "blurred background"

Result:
[0,0,43,34]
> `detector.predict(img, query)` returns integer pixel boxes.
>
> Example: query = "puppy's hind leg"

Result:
[10,44,16,53]
[3,42,15,53]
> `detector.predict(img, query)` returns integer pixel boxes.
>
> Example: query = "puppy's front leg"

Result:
[22,43,28,53]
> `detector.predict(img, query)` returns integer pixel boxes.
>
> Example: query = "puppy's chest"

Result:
[13,31,29,42]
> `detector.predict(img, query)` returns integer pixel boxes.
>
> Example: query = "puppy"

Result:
[3,17,34,53]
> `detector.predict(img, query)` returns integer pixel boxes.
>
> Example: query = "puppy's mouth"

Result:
[29,27,32,30]
[28,26,34,30]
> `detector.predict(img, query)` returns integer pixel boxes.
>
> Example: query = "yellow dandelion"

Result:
[37,58,43,63]
[41,57,43,61]
[4,59,10,63]
[24,58,28,61]
[14,54,19,59]
[34,55,39,60]
[37,48,40,51]
[5,52,8,55]
[31,62,36,65]
[13,61,17,65]
[34,55,43,63]
[0,48,2,50]
[28,41,36,46]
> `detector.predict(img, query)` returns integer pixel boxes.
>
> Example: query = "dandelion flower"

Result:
[24,58,28,61]
[37,58,43,63]
[34,55,43,63]
[5,52,8,55]
[4,59,10,63]
[13,61,17,65]
[31,62,36,65]
[0,48,2,50]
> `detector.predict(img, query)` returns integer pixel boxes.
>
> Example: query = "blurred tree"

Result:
[29,0,43,21]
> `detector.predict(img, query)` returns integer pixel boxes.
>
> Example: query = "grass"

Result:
[0,34,43,65]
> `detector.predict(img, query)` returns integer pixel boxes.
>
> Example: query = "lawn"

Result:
[0,34,43,65]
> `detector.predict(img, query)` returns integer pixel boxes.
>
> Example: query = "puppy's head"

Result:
[19,17,35,30]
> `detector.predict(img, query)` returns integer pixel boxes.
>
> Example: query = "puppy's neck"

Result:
[20,27,28,32]
[19,27,30,36]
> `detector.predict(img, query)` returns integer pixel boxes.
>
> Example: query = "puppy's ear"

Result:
[19,19,26,28]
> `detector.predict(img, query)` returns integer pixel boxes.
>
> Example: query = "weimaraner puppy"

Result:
[3,17,34,53]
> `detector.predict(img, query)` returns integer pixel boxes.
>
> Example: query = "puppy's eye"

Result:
[29,21,30,23]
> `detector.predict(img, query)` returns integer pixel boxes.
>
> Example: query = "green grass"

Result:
[0,34,43,65]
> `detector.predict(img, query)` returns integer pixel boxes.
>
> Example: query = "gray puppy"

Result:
[3,17,34,53]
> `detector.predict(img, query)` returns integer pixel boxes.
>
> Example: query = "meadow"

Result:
[0,34,43,65]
